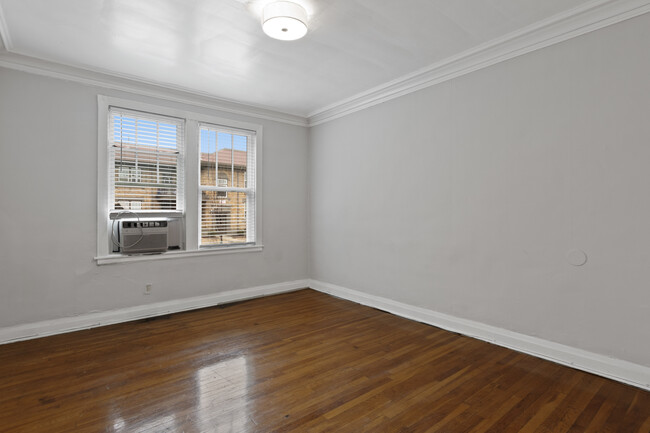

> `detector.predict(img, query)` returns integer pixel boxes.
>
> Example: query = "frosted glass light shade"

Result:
[262,1,308,41]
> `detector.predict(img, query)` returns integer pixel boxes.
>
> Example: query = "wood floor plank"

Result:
[0,289,647,432]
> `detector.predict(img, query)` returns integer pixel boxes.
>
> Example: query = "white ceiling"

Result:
[0,0,597,117]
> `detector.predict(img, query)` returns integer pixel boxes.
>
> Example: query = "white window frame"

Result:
[96,95,263,264]
[198,123,257,247]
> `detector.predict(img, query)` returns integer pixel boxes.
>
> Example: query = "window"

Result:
[199,125,256,246]
[109,108,184,214]
[97,96,262,263]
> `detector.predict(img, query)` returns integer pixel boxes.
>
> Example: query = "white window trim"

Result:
[96,95,263,264]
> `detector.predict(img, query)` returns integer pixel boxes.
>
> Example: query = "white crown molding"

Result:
[0,279,309,345]
[308,0,650,126]
[1,0,647,128]
[309,279,650,391]
[0,51,309,127]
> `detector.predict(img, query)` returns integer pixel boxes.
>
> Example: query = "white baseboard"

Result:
[309,279,650,391]
[0,279,310,345]
[3,278,648,391]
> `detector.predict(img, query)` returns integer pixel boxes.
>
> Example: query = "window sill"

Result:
[95,244,264,265]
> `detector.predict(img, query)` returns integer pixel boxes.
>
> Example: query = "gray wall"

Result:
[310,13,650,367]
[1,11,648,370]
[0,67,310,327]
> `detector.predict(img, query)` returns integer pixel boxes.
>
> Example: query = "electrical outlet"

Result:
[145,284,153,295]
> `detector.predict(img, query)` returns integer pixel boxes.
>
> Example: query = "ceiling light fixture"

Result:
[262,1,308,41]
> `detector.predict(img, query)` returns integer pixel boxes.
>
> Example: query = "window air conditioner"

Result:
[118,220,168,254]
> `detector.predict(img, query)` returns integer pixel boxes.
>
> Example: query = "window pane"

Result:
[232,134,248,188]
[201,191,249,246]
[200,128,217,186]
[200,128,250,189]
[218,132,233,187]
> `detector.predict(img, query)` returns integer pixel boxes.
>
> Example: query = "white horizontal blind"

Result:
[199,123,256,246]
[108,107,185,213]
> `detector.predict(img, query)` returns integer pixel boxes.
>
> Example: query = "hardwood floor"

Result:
[1,289,648,432]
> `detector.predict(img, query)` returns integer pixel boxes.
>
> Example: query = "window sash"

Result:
[200,190,255,247]
[108,107,185,213]
[199,123,256,247]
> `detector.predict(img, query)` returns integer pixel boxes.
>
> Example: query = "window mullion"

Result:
[184,120,199,251]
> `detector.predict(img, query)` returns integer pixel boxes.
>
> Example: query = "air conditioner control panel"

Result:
[122,221,168,229]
